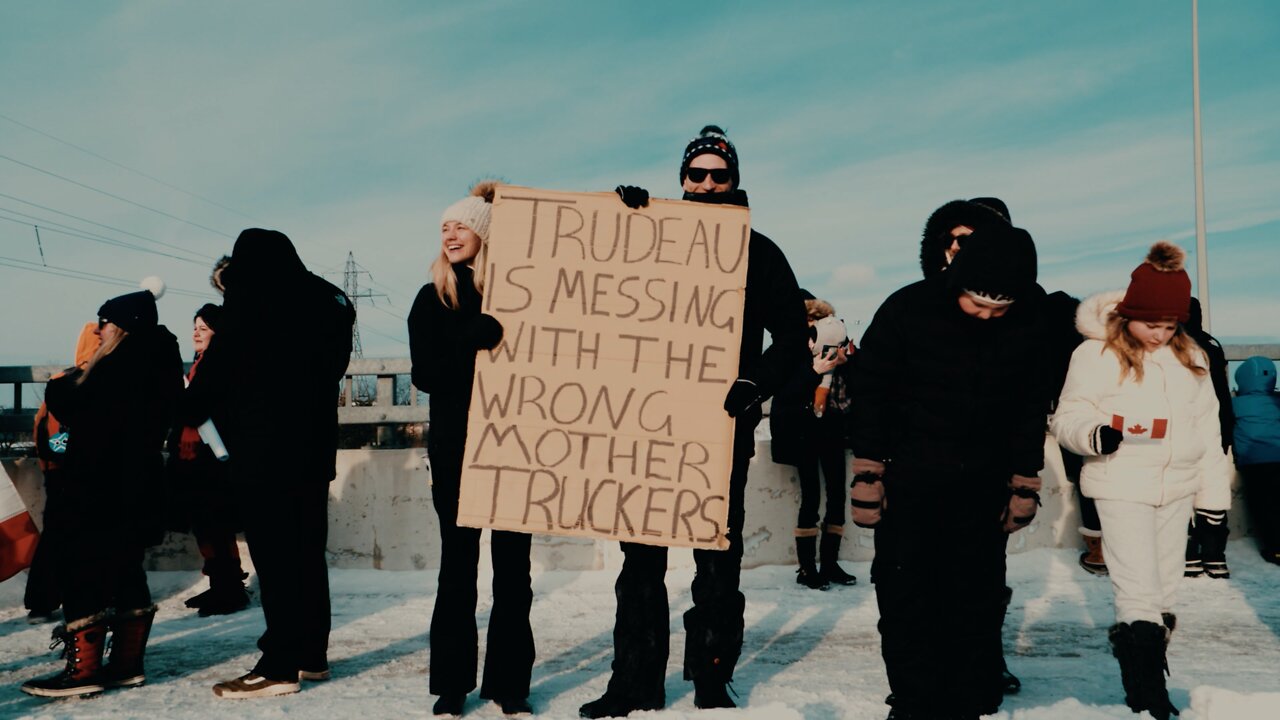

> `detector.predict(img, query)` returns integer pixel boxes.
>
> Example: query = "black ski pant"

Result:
[24,469,65,614]
[872,464,1009,718]
[427,435,534,700]
[1241,462,1280,556]
[239,476,331,681]
[604,409,758,699]
[796,430,847,530]
[56,485,152,622]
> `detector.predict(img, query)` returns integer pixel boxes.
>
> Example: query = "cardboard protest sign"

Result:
[458,186,749,550]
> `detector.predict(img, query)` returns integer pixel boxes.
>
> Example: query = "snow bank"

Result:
[1,545,1278,719]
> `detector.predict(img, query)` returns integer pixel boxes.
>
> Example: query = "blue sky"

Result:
[1,0,1278,368]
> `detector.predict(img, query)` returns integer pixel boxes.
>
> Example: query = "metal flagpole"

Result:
[1192,0,1210,329]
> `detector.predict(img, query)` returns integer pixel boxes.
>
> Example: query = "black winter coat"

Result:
[44,325,183,546]
[407,265,493,454]
[769,363,851,466]
[849,275,1049,477]
[189,230,354,483]
[682,190,810,407]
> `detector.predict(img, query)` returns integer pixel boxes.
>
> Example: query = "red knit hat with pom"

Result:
[1116,241,1191,322]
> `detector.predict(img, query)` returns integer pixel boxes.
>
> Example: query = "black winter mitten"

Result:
[723,378,761,418]
[615,185,650,209]
[1094,425,1123,455]
[465,313,504,350]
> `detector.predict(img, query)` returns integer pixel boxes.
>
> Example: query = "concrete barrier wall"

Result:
[2,435,1249,574]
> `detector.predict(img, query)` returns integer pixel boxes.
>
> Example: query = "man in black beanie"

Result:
[188,229,354,698]
[851,223,1050,719]
[583,127,809,717]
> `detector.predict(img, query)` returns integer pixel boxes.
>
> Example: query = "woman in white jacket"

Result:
[1051,241,1230,720]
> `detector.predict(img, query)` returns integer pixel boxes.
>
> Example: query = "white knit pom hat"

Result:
[440,180,499,242]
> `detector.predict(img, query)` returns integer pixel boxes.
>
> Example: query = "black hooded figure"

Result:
[853,223,1050,719]
[584,127,810,717]
[191,229,354,698]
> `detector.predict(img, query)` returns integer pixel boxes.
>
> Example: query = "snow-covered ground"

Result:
[2,544,1279,720]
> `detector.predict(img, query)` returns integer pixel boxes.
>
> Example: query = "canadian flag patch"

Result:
[1111,414,1169,441]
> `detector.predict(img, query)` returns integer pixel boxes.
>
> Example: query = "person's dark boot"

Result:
[1194,509,1230,579]
[578,691,663,718]
[199,573,251,616]
[1110,620,1179,719]
[820,524,857,586]
[693,679,736,709]
[1184,519,1204,578]
[795,530,828,590]
[20,611,110,698]
[102,604,157,688]
[433,694,466,716]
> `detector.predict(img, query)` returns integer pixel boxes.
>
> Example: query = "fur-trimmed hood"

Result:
[1075,289,1125,341]
[920,199,1011,278]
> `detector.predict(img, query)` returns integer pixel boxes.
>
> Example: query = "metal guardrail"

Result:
[0,357,428,434]
[4,345,1279,436]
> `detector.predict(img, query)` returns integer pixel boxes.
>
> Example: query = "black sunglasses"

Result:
[97,317,109,329]
[685,167,733,184]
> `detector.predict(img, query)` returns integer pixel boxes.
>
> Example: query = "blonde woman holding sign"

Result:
[408,181,534,718]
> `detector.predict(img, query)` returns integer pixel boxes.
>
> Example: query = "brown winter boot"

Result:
[1079,529,1108,576]
[20,610,110,698]
[102,604,158,688]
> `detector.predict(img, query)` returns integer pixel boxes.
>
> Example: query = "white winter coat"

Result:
[1050,290,1232,509]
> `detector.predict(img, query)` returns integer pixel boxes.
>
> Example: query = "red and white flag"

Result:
[1111,414,1169,441]
[1,464,39,582]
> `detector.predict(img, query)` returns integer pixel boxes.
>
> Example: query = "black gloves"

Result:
[850,473,886,528]
[465,313,504,350]
[615,185,650,209]
[722,378,761,418]
[1095,425,1123,455]
[1002,474,1043,533]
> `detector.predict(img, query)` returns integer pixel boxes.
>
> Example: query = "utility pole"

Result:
[342,252,386,404]
[1192,0,1211,329]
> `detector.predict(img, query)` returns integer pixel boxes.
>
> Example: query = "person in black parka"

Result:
[197,229,354,699]
[853,223,1049,720]
[770,295,859,590]
[583,125,810,717]
[408,181,535,718]
[166,303,249,617]
[1182,297,1236,579]
[22,284,182,699]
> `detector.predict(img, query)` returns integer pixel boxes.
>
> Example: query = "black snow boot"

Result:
[1194,509,1230,579]
[198,573,251,616]
[693,679,736,709]
[795,531,829,590]
[820,524,857,586]
[1110,621,1179,719]
[1184,520,1204,578]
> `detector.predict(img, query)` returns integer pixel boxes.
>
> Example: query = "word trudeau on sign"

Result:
[457,187,749,550]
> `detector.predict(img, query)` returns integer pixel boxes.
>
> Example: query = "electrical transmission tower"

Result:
[342,251,386,404]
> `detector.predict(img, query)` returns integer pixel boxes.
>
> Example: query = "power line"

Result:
[0,254,213,299]
[0,191,216,260]
[356,321,409,347]
[0,111,262,224]
[365,301,407,324]
[0,152,233,239]
[0,208,211,266]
